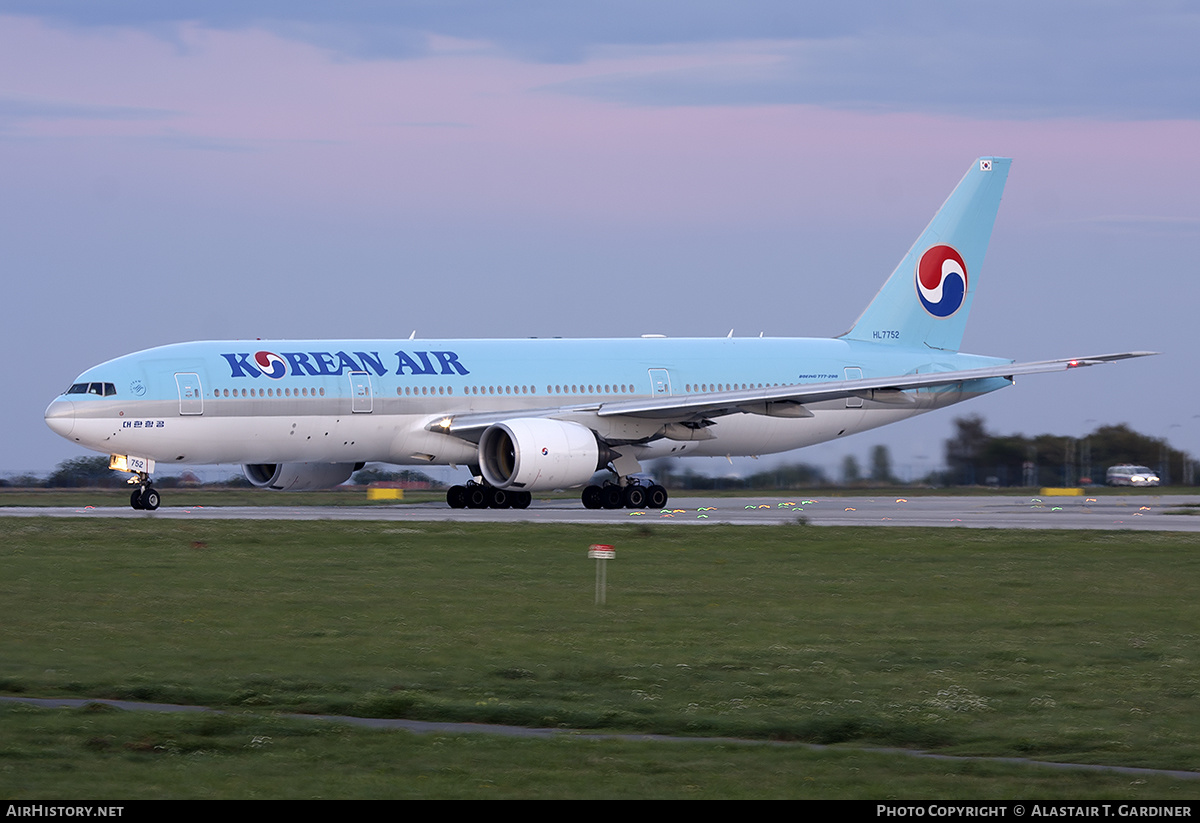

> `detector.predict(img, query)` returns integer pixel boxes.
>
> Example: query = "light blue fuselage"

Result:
[46,336,1009,469]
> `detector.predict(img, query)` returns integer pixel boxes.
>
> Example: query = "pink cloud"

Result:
[2,15,1197,230]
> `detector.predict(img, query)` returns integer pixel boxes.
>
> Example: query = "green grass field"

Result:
[2,518,1198,798]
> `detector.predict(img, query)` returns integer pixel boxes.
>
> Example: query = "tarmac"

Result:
[4,493,1199,530]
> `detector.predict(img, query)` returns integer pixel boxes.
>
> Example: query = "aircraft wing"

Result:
[596,351,1157,420]
[428,351,1156,438]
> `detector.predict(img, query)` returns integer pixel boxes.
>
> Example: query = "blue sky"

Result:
[3,2,1197,479]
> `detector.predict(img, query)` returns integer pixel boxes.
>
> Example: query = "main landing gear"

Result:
[581,480,668,510]
[128,473,160,511]
[581,452,667,510]
[446,482,532,510]
[445,453,667,511]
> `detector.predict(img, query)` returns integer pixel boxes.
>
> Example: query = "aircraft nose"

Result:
[45,399,76,439]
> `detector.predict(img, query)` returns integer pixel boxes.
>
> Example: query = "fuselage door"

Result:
[648,369,672,396]
[844,367,864,408]
[350,371,373,413]
[175,372,204,415]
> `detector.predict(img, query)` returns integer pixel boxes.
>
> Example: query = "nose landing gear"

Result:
[109,455,161,511]
[128,473,160,511]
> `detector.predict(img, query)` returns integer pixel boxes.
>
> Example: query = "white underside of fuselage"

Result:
[63,388,977,471]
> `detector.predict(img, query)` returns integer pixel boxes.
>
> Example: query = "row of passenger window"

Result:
[685,383,774,392]
[214,387,327,398]
[397,384,642,397]
[209,382,778,400]
[209,383,635,399]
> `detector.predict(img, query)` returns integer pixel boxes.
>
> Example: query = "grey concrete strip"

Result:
[3,494,1199,530]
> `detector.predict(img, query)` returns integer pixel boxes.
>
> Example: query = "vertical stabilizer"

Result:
[841,157,1010,352]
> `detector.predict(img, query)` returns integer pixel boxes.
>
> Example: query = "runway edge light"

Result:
[588,544,615,606]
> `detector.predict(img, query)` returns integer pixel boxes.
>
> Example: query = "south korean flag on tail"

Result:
[979,159,993,171]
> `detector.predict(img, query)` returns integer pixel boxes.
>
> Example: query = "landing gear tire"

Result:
[601,484,624,510]
[447,485,468,509]
[582,485,603,510]
[127,470,159,511]
[622,485,647,509]
[511,491,532,509]
[488,487,511,509]
[130,486,159,511]
[646,485,668,509]
[466,485,489,509]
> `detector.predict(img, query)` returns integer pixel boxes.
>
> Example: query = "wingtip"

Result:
[1073,351,1160,367]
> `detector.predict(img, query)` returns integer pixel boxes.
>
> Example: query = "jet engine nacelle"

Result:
[478,418,605,490]
[243,462,363,491]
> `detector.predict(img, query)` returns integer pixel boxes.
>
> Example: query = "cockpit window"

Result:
[65,382,116,397]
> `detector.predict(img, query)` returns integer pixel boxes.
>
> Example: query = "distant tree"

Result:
[943,418,1193,488]
[1088,424,1157,465]
[646,458,681,488]
[1031,434,1075,487]
[841,454,862,486]
[10,474,43,487]
[978,434,1029,487]
[869,445,896,485]
[663,467,743,491]
[746,462,828,489]
[945,415,990,485]
[46,456,123,488]
[1087,424,1189,485]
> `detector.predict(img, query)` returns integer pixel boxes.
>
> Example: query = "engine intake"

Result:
[478,418,605,490]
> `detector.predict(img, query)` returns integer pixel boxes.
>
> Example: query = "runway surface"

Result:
[5,494,1200,530]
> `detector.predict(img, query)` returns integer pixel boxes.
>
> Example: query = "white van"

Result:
[1106,465,1161,486]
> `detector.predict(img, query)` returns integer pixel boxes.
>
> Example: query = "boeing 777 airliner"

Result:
[45,158,1152,511]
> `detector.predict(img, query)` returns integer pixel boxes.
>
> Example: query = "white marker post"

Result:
[588,544,615,605]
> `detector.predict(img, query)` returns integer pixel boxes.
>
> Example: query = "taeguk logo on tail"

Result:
[915,245,968,317]
[254,351,288,379]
